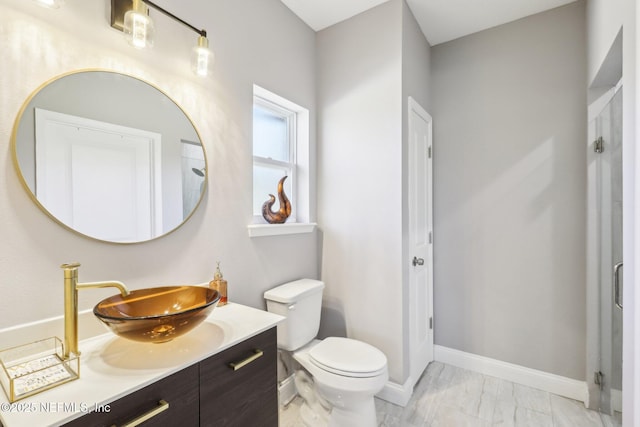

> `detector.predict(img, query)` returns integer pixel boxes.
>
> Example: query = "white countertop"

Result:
[0,303,283,427]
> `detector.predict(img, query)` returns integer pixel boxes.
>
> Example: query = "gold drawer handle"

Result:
[113,399,169,427]
[229,349,264,371]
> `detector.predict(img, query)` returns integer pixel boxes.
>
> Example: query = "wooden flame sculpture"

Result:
[262,176,292,224]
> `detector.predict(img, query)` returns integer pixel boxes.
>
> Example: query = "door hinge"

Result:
[428,146,432,158]
[429,231,432,244]
[594,371,604,390]
[429,317,433,330]
[594,136,604,153]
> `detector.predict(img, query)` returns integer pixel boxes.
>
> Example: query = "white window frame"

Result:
[253,97,297,221]
[252,85,310,226]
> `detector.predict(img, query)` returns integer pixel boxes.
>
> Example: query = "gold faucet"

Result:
[61,263,130,359]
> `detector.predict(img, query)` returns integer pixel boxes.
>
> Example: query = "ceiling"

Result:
[280,0,577,46]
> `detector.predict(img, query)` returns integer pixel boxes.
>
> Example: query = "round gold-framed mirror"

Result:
[11,70,207,244]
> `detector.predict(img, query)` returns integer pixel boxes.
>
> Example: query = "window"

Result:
[252,85,309,224]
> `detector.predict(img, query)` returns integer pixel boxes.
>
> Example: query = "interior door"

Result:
[408,97,434,387]
[35,108,163,242]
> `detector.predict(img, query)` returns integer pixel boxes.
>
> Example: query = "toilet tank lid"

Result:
[264,279,324,303]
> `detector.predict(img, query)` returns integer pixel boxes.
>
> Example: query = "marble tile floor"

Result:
[279,362,622,427]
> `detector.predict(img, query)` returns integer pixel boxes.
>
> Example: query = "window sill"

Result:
[247,223,316,237]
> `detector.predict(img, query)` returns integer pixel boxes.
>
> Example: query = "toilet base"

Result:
[298,397,378,427]
[294,369,379,427]
[328,400,377,427]
[300,401,328,427]
[295,370,330,426]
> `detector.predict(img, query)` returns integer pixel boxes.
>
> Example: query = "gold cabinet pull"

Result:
[228,349,264,371]
[112,399,169,427]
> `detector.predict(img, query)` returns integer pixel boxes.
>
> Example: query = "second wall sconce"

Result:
[110,0,213,76]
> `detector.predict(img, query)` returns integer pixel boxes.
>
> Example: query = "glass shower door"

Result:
[595,87,623,424]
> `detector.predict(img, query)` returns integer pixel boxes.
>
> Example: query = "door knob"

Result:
[412,257,424,267]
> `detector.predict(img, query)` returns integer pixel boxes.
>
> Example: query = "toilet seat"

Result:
[309,337,387,378]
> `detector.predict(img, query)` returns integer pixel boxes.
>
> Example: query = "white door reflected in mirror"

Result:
[35,108,162,242]
[12,70,207,243]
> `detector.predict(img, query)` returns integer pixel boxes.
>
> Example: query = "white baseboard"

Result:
[434,345,589,405]
[376,377,413,407]
[279,374,298,406]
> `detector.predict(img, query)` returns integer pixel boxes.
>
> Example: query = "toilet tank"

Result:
[264,279,324,351]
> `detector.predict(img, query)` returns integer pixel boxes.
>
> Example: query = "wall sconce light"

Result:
[123,0,154,49]
[33,0,65,9]
[111,0,213,76]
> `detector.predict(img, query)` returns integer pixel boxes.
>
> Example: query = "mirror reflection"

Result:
[12,70,207,243]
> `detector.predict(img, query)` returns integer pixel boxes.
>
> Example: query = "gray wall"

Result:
[402,1,431,113]
[401,0,432,381]
[317,0,405,383]
[0,0,317,328]
[317,0,432,387]
[431,1,587,380]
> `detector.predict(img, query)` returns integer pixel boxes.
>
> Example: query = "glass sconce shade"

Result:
[191,36,213,77]
[111,0,211,75]
[33,0,65,8]
[123,1,155,49]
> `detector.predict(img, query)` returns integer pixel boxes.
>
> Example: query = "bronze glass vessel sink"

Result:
[94,286,220,343]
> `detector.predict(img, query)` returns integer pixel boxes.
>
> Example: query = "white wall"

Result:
[0,0,318,329]
[431,2,587,380]
[317,0,405,383]
[586,0,625,85]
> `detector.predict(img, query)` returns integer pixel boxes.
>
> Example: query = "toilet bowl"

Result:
[264,279,388,427]
[294,338,388,426]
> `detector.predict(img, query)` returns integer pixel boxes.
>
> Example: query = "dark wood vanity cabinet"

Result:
[63,328,277,427]
[200,327,277,427]
[63,365,200,427]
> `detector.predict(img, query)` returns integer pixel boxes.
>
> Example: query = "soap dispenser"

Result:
[209,261,228,306]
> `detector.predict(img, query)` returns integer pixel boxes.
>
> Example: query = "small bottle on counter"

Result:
[209,261,228,306]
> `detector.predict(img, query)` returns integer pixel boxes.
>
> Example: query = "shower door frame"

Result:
[585,81,623,414]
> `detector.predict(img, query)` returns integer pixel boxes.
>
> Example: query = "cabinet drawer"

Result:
[200,328,278,427]
[64,364,199,427]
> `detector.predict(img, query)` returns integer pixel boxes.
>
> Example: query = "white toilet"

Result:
[264,279,388,427]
